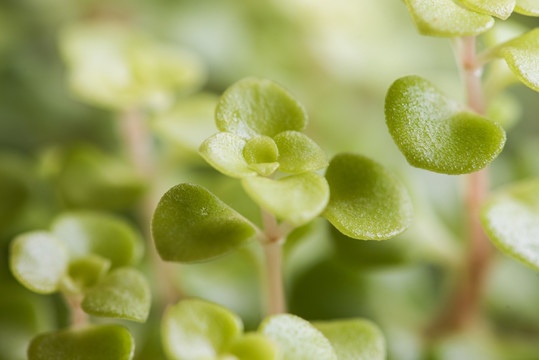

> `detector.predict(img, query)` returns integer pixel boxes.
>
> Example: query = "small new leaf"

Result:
[200,132,257,178]
[152,184,256,263]
[323,153,413,240]
[28,325,134,360]
[10,231,69,294]
[82,268,151,322]
[481,178,539,271]
[404,0,494,37]
[229,333,279,360]
[385,75,506,174]
[274,131,328,174]
[63,255,111,293]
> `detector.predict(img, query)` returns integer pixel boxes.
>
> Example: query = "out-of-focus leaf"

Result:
[259,314,337,360]
[242,173,329,226]
[274,131,328,173]
[10,231,68,294]
[229,333,279,360]
[28,325,134,360]
[199,132,257,178]
[314,319,386,360]
[52,211,143,268]
[82,268,150,322]
[481,177,539,271]
[460,0,515,19]
[404,0,494,37]
[162,299,243,360]
[514,0,539,15]
[487,92,521,130]
[152,184,256,263]
[0,168,28,228]
[215,78,307,138]
[385,76,506,174]
[323,153,412,240]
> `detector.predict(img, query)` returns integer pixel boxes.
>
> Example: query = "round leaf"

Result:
[200,132,257,178]
[385,76,506,174]
[243,136,279,165]
[82,268,151,323]
[515,0,539,15]
[259,314,337,360]
[314,319,386,360]
[481,178,539,271]
[242,173,330,226]
[152,183,256,263]
[52,211,143,268]
[10,231,69,294]
[404,0,494,37]
[28,324,134,360]
[460,0,515,19]
[228,333,279,360]
[215,78,308,138]
[323,153,413,240]
[162,299,243,360]
[274,131,328,173]
[63,255,111,293]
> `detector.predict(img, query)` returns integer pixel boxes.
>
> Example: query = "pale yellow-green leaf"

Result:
[514,0,539,15]
[228,333,279,360]
[274,131,328,174]
[200,132,257,178]
[460,0,515,19]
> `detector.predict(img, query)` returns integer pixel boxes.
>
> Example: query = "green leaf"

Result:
[314,319,386,360]
[200,132,257,178]
[274,131,328,173]
[215,78,308,138]
[495,29,539,92]
[0,167,28,228]
[243,136,280,176]
[481,178,539,271]
[460,0,515,19]
[487,93,521,130]
[10,231,69,294]
[152,183,256,263]
[162,299,243,360]
[385,75,506,174]
[259,314,337,360]
[28,325,134,360]
[52,211,143,268]
[323,153,413,240]
[228,333,279,360]
[514,0,539,15]
[242,173,330,226]
[63,255,111,293]
[404,0,494,37]
[82,268,151,322]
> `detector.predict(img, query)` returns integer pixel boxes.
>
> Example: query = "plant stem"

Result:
[260,209,286,315]
[63,293,88,328]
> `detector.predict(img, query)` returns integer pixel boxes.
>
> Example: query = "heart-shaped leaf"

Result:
[259,314,337,360]
[515,0,539,15]
[200,132,257,178]
[215,78,308,138]
[323,153,413,240]
[404,0,494,37]
[152,183,256,263]
[10,232,69,294]
[162,299,243,360]
[385,75,506,174]
[242,173,330,226]
[460,0,515,19]
[52,211,143,268]
[274,131,328,173]
[228,333,279,360]
[82,268,151,322]
[481,178,539,271]
[494,29,539,92]
[314,319,386,360]
[63,255,111,293]
[28,325,134,360]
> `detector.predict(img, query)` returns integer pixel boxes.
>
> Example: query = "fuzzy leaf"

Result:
[385,76,506,174]
[10,232,69,294]
[152,184,256,263]
[52,212,143,268]
[215,78,307,138]
[481,178,539,271]
[162,299,243,360]
[259,314,337,360]
[200,132,257,178]
[460,0,515,19]
[314,319,386,360]
[242,173,329,226]
[404,0,494,37]
[82,268,150,322]
[28,325,134,360]
[323,153,413,240]
[63,255,111,293]
[229,333,279,360]
[515,0,539,15]
[274,131,328,173]
[495,29,539,92]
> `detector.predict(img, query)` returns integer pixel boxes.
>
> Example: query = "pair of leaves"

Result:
[9,212,150,323]
[162,299,385,360]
